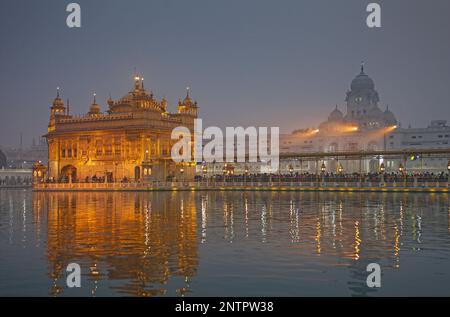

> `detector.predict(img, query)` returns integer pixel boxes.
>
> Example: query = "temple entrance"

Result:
[61,165,77,182]
[134,166,140,182]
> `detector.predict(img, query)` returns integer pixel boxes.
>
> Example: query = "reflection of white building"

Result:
[280,64,449,173]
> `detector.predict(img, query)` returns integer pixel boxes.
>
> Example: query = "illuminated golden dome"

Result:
[108,75,166,113]
[50,87,66,115]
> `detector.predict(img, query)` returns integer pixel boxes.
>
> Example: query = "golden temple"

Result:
[44,75,198,183]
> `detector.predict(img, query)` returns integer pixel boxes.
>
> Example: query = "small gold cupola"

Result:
[50,87,66,115]
[178,86,198,116]
[88,92,102,117]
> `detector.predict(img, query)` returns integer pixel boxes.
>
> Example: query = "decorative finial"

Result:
[360,61,365,73]
[141,77,144,90]
[134,72,141,89]
[67,99,70,115]
[186,86,190,98]
[93,92,97,104]
[386,104,389,111]
[335,104,338,110]
[56,87,60,98]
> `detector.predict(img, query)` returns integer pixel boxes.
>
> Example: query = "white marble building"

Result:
[280,64,449,174]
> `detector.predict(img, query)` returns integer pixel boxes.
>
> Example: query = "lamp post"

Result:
[380,162,386,186]
[399,163,405,187]
[288,164,294,186]
[320,162,326,186]
[223,164,227,186]
[201,162,208,187]
[337,163,343,186]
[180,161,185,185]
[244,165,249,185]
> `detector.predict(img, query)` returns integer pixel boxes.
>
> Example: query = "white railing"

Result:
[33,180,450,191]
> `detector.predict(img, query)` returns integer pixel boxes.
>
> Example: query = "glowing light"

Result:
[341,125,359,133]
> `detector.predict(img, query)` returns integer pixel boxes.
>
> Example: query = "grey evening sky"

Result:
[1,0,450,147]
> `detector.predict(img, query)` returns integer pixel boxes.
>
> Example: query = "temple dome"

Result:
[50,88,66,114]
[89,103,101,113]
[384,106,397,125]
[328,106,344,122]
[88,94,101,116]
[351,66,375,91]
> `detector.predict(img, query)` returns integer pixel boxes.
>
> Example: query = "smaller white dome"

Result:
[384,106,397,125]
[328,106,344,122]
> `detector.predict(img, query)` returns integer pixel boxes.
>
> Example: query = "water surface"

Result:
[0,189,449,296]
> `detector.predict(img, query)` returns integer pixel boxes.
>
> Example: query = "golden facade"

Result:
[45,75,198,182]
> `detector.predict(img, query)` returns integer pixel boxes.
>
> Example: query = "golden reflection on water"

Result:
[32,192,198,296]
[22,190,450,296]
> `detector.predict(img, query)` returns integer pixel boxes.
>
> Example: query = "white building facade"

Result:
[279,64,449,174]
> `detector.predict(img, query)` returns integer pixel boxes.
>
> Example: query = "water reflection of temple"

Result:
[27,190,449,297]
[32,192,198,296]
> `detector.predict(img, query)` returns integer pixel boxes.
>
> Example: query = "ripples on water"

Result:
[0,189,449,296]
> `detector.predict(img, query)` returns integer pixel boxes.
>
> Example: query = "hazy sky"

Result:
[1,0,450,147]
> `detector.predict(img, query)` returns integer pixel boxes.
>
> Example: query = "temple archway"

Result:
[61,165,77,182]
[134,166,141,181]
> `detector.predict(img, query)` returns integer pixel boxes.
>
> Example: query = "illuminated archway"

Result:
[61,165,77,182]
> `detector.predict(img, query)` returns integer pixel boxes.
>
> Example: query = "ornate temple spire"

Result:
[360,61,365,74]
